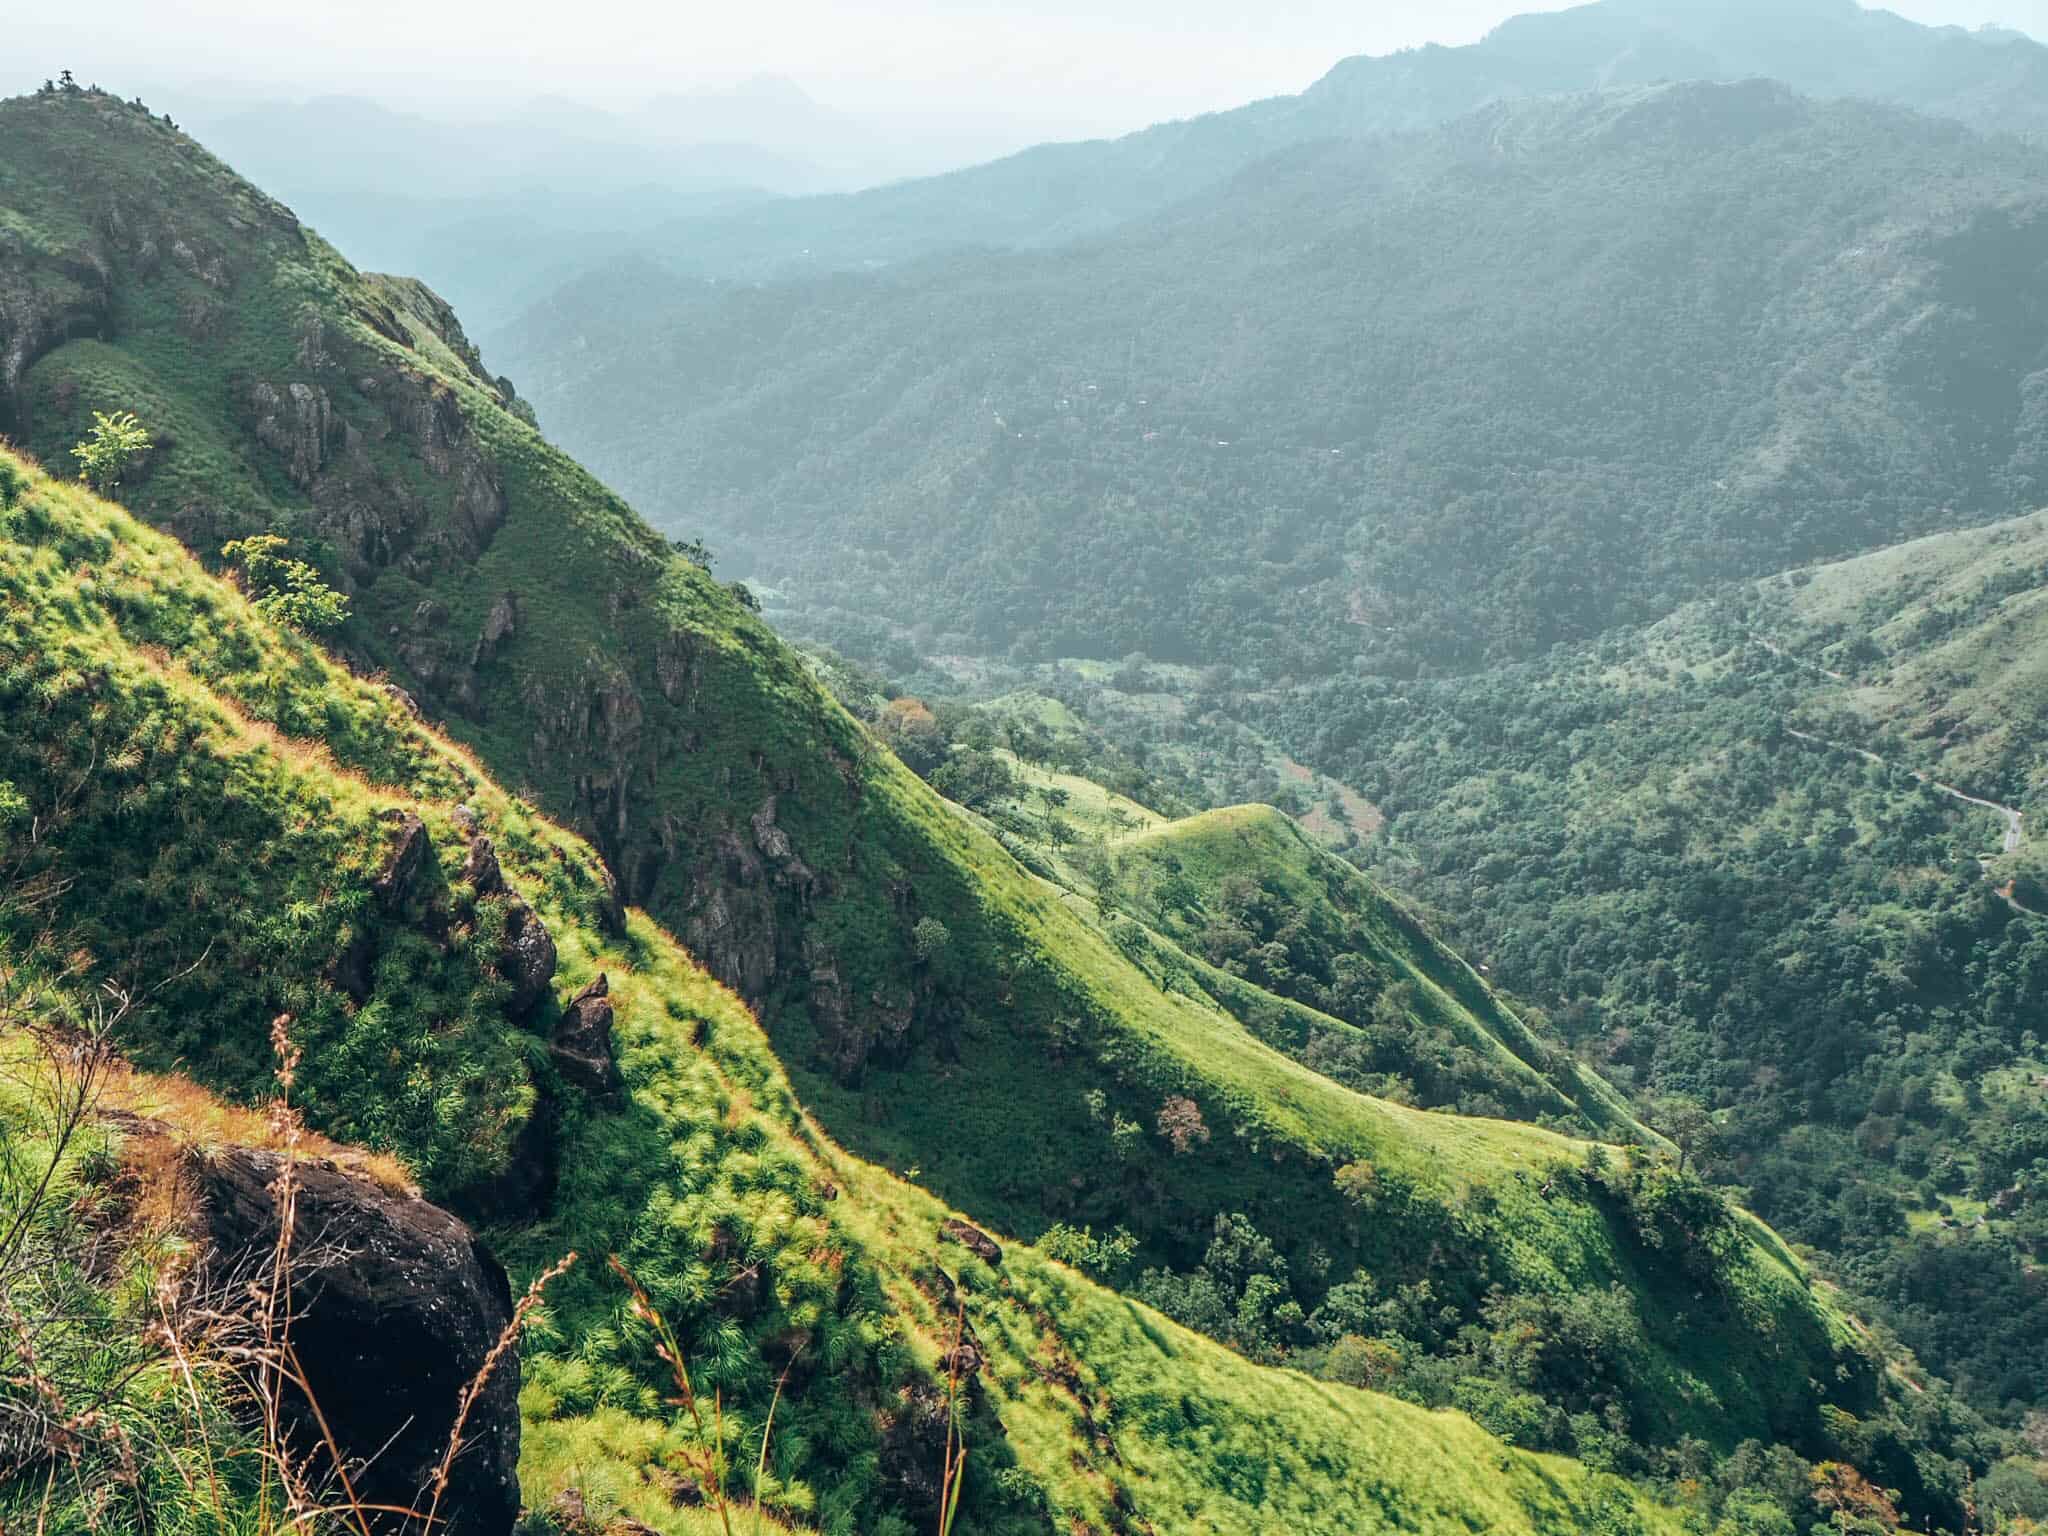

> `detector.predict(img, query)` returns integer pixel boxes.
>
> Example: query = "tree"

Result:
[1040,1223,1137,1283]
[1157,1095,1211,1154]
[70,410,151,495]
[1334,1160,1380,1210]
[912,916,952,966]
[1656,1095,1722,1175]
[221,535,350,635]
[1324,1334,1404,1391]
[669,536,715,568]
[1811,1462,1900,1533]
[879,698,946,776]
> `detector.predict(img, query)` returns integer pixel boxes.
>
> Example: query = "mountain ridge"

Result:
[499,79,2048,677]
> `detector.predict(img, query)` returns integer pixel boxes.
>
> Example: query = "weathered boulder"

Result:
[551,974,623,1097]
[501,899,558,1022]
[193,1148,519,1536]
[461,833,505,896]
[371,811,430,910]
[938,1218,1003,1267]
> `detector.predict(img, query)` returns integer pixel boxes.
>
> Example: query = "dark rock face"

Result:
[500,899,558,1022]
[193,1149,519,1536]
[551,974,623,1097]
[246,378,338,489]
[471,592,519,669]
[878,1382,956,1524]
[938,1218,1003,1267]
[462,834,506,896]
[372,811,431,910]
[0,240,112,436]
[327,923,378,1007]
[457,835,558,1022]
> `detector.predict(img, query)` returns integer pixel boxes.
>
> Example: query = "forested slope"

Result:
[502,81,2048,675]
[1236,533,2048,1427]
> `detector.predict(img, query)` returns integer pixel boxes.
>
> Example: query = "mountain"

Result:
[0,83,1958,1530]
[0,446,1704,1536]
[169,93,803,329]
[498,80,2048,676]
[492,0,2048,289]
[168,81,1108,330]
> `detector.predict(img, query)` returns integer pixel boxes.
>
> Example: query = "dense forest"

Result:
[896,575,2048,1434]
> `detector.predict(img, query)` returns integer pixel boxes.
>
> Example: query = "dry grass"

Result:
[98,1055,418,1196]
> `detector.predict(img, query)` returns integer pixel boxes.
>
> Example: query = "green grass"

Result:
[1747,508,2048,809]
[0,446,1701,1536]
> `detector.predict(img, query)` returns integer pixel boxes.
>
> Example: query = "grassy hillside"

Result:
[0,449,1715,1536]
[1744,508,2048,814]
[0,85,1947,1516]
[1102,805,1644,1137]
[499,82,2048,679]
[939,737,1642,1138]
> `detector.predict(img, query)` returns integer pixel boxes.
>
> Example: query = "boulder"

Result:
[500,899,558,1022]
[551,974,623,1097]
[938,1218,1003,1267]
[193,1148,519,1536]
[371,811,430,910]
[461,833,505,896]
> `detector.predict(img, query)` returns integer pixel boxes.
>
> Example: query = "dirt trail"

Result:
[1750,624,2033,911]
[1783,729,2035,914]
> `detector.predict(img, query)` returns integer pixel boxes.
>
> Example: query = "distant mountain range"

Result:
[495,78,2048,676]
[171,79,1095,327]
[482,0,2048,288]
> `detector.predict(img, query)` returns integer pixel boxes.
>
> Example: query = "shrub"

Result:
[70,409,151,494]
[912,916,952,965]
[221,534,350,634]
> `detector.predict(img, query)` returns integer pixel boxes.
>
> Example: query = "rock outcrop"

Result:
[501,900,558,1021]
[371,811,431,910]
[551,974,623,1097]
[938,1218,1003,1267]
[192,1148,520,1536]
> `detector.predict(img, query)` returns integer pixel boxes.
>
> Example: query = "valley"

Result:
[7,0,2048,1528]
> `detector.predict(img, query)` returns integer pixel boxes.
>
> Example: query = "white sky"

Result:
[12,0,2048,133]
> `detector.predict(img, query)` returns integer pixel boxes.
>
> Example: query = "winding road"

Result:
[1783,728,2034,914]
[1748,628,2033,910]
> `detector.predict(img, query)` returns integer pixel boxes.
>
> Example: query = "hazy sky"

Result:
[14,0,2048,132]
